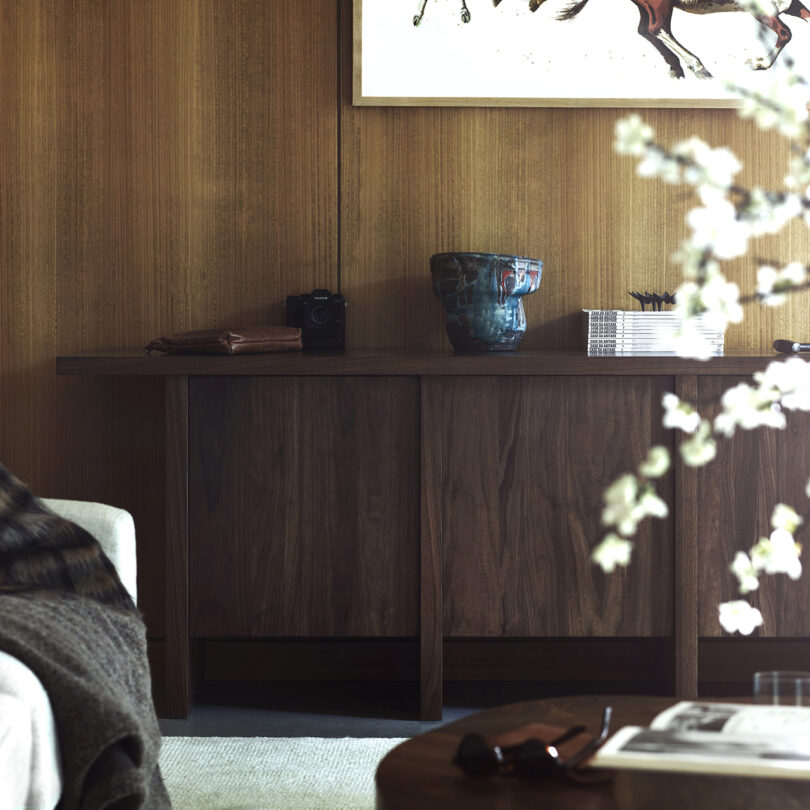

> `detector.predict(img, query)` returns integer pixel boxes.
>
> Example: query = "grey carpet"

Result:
[159,736,406,810]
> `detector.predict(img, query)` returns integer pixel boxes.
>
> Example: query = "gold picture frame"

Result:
[351,0,803,108]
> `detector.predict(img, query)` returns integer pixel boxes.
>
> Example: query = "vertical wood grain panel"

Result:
[0,0,338,647]
[674,375,698,697]
[696,376,810,637]
[164,376,190,718]
[420,376,443,720]
[180,0,338,330]
[188,376,419,637]
[442,375,675,637]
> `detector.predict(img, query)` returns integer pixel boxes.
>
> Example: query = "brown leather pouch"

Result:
[144,326,302,355]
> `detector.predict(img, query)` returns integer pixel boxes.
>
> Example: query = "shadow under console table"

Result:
[56,350,810,720]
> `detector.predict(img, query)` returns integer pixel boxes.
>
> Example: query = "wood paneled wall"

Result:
[1,0,809,637]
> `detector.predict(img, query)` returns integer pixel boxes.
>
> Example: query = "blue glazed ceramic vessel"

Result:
[430,252,543,351]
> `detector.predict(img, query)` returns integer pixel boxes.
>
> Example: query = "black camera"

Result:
[285,289,346,350]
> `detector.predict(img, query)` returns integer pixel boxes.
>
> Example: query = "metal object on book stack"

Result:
[628,291,676,311]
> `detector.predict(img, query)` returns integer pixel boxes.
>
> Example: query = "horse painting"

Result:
[557,0,810,78]
[412,0,810,79]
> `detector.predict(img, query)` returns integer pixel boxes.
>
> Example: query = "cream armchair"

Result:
[40,499,138,603]
[0,499,137,810]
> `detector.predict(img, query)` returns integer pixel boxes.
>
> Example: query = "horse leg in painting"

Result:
[631,0,712,78]
[742,0,810,68]
[413,0,429,26]
[558,0,710,77]
[414,0,472,25]
[746,13,793,69]
[492,0,549,8]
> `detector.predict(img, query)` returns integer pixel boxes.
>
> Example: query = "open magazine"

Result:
[592,701,810,779]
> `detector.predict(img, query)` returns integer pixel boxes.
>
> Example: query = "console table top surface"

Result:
[56,349,784,376]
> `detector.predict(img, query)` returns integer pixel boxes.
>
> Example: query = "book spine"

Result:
[587,349,724,356]
[587,331,724,339]
[587,334,724,341]
[586,346,726,352]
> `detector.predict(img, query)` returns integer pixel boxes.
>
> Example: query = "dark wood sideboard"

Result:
[56,350,810,719]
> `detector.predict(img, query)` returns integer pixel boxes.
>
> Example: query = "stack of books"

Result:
[583,310,724,356]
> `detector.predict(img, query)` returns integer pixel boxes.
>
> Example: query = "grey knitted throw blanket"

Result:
[0,464,170,809]
[0,594,170,809]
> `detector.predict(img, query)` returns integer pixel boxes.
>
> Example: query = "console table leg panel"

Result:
[674,375,698,697]
[165,375,190,718]
[420,376,443,720]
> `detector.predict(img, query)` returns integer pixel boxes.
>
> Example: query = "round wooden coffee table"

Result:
[375,694,674,810]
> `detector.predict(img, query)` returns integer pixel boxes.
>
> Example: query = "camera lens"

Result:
[310,304,331,326]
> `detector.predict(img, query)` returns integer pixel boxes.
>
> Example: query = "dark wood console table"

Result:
[56,350,810,720]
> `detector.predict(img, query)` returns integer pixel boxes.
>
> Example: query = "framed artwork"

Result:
[353,0,810,108]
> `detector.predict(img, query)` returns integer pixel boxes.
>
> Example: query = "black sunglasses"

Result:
[453,706,612,782]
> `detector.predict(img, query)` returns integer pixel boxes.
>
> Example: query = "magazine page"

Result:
[650,701,810,738]
[592,724,810,779]
[592,703,810,779]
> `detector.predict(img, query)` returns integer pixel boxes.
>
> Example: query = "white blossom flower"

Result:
[638,446,671,478]
[671,274,742,345]
[601,474,641,535]
[672,135,710,161]
[674,137,740,190]
[757,262,807,306]
[771,194,803,233]
[671,281,706,321]
[601,475,668,536]
[610,75,810,636]
[771,503,803,533]
[686,189,751,260]
[786,149,810,188]
[758,266,784,306]
[614,115,653,157]
[731,551,760,594]
[671,241,720,281]
[741,191,803,237]
[638,488,669,520]
[718,600,763,635]
[637,149,681,184]
[750,528,802,580]
[680,419,717,467]
[591,533,634,573]
[714,382,784,437]
[781,261,805,286]
[755,357,810,411]
[699,275,743,324]
[737,73,810,139]
[701,148,741,189]
[661,392,701,433]
[755,358,800,393]
[784,384,810,412]
[671,323,719,360]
